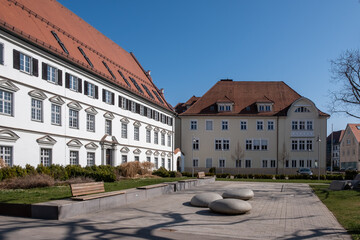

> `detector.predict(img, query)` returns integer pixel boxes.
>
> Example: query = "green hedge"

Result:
[0,164,117,182]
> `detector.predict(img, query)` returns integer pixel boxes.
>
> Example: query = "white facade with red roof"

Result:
[340,124,360,170]
[0,0,175,169]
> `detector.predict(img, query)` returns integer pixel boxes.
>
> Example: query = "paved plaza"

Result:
[0,181,351,240]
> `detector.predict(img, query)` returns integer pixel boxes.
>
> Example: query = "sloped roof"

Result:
[175,95,199,114]
[0,0,172,111]
[347,124,360,143]
[180,80,329,116]
[326,130,344,144]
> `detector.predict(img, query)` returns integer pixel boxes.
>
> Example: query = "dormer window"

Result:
[258,104,272,112]
[295,106,310,113]
[218,104,232,112]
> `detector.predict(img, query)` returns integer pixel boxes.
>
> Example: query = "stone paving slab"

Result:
[0,182,351,240]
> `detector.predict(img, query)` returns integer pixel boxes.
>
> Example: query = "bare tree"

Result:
[330,49,360,118]
[278,143,289,175]
[232,141,244,175]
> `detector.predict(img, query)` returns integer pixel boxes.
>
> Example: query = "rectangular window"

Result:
[154,132,158,144]
[306,140,313,151]
[47,65,58,84]
[161,133,165,146]
[307,121,313,130]
[245,159,251,168]
[146,130,151,143]
[268,121,274,130]
[193,139,199,150]
[206,158,212,168]
[0,42,3,65]
[154,157,159,168]
[253,140,260,150]
[69,151,79,165]
[299,121,305,130]
[285,160,289,168]
[147,156,151,162]
[134,156,139,162]
[219,159,225,168]
[0,146,12,166]
[69,75,78,91]
[161,158,165,167]
[292,140,298,151]
[122,155,127,163]
[222,120,228,130]
[206,120,213,131]
[262,160,268,168]
[190,120,197,130]
[291,160,297,168]
[292,121,298,130]
[31,98,42,122]
[103,90,114,105]
[270,160,276,168]
[20,52,31,74]
[121,123,127,138]
[299,140,305,150]
[167,135,171,147]
[69,109,79,129]
[87,152,95,166]
[240,121,247,130]
[87,82,95,98]
[0,90,12,115]
[257,121,263,130]
[105,119,112,135]
[168,159,171,169]
[261,139,268,150]
[51,104,61,125]
[134,126,139,141]
[41,149,52,166]
[193,158,198,167]
[246,140,252,150]
[215,139,222,150]
[299,159,305,168]
[306,159,312,168]
[223,140,230,151]
[236,159,241,168]
[87,114,95,132]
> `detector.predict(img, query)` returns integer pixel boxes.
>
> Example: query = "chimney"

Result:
[146,70,152,81]
[160,88,165,98]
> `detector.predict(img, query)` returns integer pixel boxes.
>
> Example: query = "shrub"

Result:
[49,164,68,181]
[175,171,182,177]
[209,167,216,175]
[168,171,176,178]
[345,170,358,180]
[0,174,54,189]
[36,164,51,175]
[1,166,24,180]
[326,174,343,180]
[181,172,192,177]
[153,167,170,178]
[65,165,86,178]
[119,162,142,178]
[25,164,37,175]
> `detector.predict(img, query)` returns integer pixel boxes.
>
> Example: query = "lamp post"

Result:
[317,135,321,180]
[192,136,195,177]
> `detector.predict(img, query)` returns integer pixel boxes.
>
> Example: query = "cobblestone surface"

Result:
[0,182,351,239]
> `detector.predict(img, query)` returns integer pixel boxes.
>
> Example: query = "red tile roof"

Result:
[179,80,329,116]
[346,124,360,143]
[0,0,172,111]
[175,96,199,114]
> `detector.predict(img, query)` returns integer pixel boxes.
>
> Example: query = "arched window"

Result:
[295,106,310,113]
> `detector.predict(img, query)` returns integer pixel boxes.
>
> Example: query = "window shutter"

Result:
[42,63,48,80]
[136,103,140,113]
[57,70,62,86]
[65,73,70,88]
[77,78,82,93]
[111,93,115,105]
[95,85,98,99]
[84,81,88,95]
[32,58,38,76]
[13,49,20,70]
[127,100,131,110]
[144,107,147,116]
[118,96,122,107]
[102,89,106,102]
[0,43,3,65]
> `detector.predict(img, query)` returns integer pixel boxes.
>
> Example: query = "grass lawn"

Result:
[310,185,360,240]
[217,178,332,184]
[0,177,186,204]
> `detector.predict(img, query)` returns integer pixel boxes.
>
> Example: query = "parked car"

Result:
[297,168,313,176]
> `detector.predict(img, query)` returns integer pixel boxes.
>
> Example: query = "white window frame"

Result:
[161,133,165,146]
[236,159,241,168]
[87,152,95,166]
[31,98,43,122]
[205,120,213,131]
[193,138,199,150]
[87,82,95,98]
[51,104,61,125]
[206,158,212,168]
[40,148,52,166]
[146,130,151,143]
[105,119,112,135]
[222,120,228,130]
[219,159,225,168]
[122,155,127,163]
[69,109,79,129]
[121,123,127,139]
[104,90,113,104]
[262,159,268,168]
[167,135,171,147]
[223,139,230,151]
[154,132,158,144]
[190,120,197,130]
[256,120,263,131]
[69,151,79,165]
[267,120,274,130]
[47,65,58,84]
[69,75,78,92]
[240,120,247,130]
[0,146,12,166]
[20,52,31,74]
[0,90,13,116]
[270,160,276,168]
[134,126,140,141]
[87,114,95,132]
[245,159,251,168]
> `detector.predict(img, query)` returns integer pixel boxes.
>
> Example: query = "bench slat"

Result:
[71,191,126,201]
[70,182,105,197]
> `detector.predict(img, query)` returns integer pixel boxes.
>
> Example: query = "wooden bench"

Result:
[70,182,125,201]
[136,183,168,190]
[197,171,206,179]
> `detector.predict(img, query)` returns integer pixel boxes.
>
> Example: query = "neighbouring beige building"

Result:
[340,124,360,170]
[175,80,328,175]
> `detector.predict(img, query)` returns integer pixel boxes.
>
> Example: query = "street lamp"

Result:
[317,135,321,180]
[192,136,195,177]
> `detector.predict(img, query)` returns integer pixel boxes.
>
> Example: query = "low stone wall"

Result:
[0,177,216,220]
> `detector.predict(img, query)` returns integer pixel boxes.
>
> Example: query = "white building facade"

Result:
[0,0,175,169]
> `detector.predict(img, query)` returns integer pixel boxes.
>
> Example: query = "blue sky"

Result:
[58,0,360,135]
